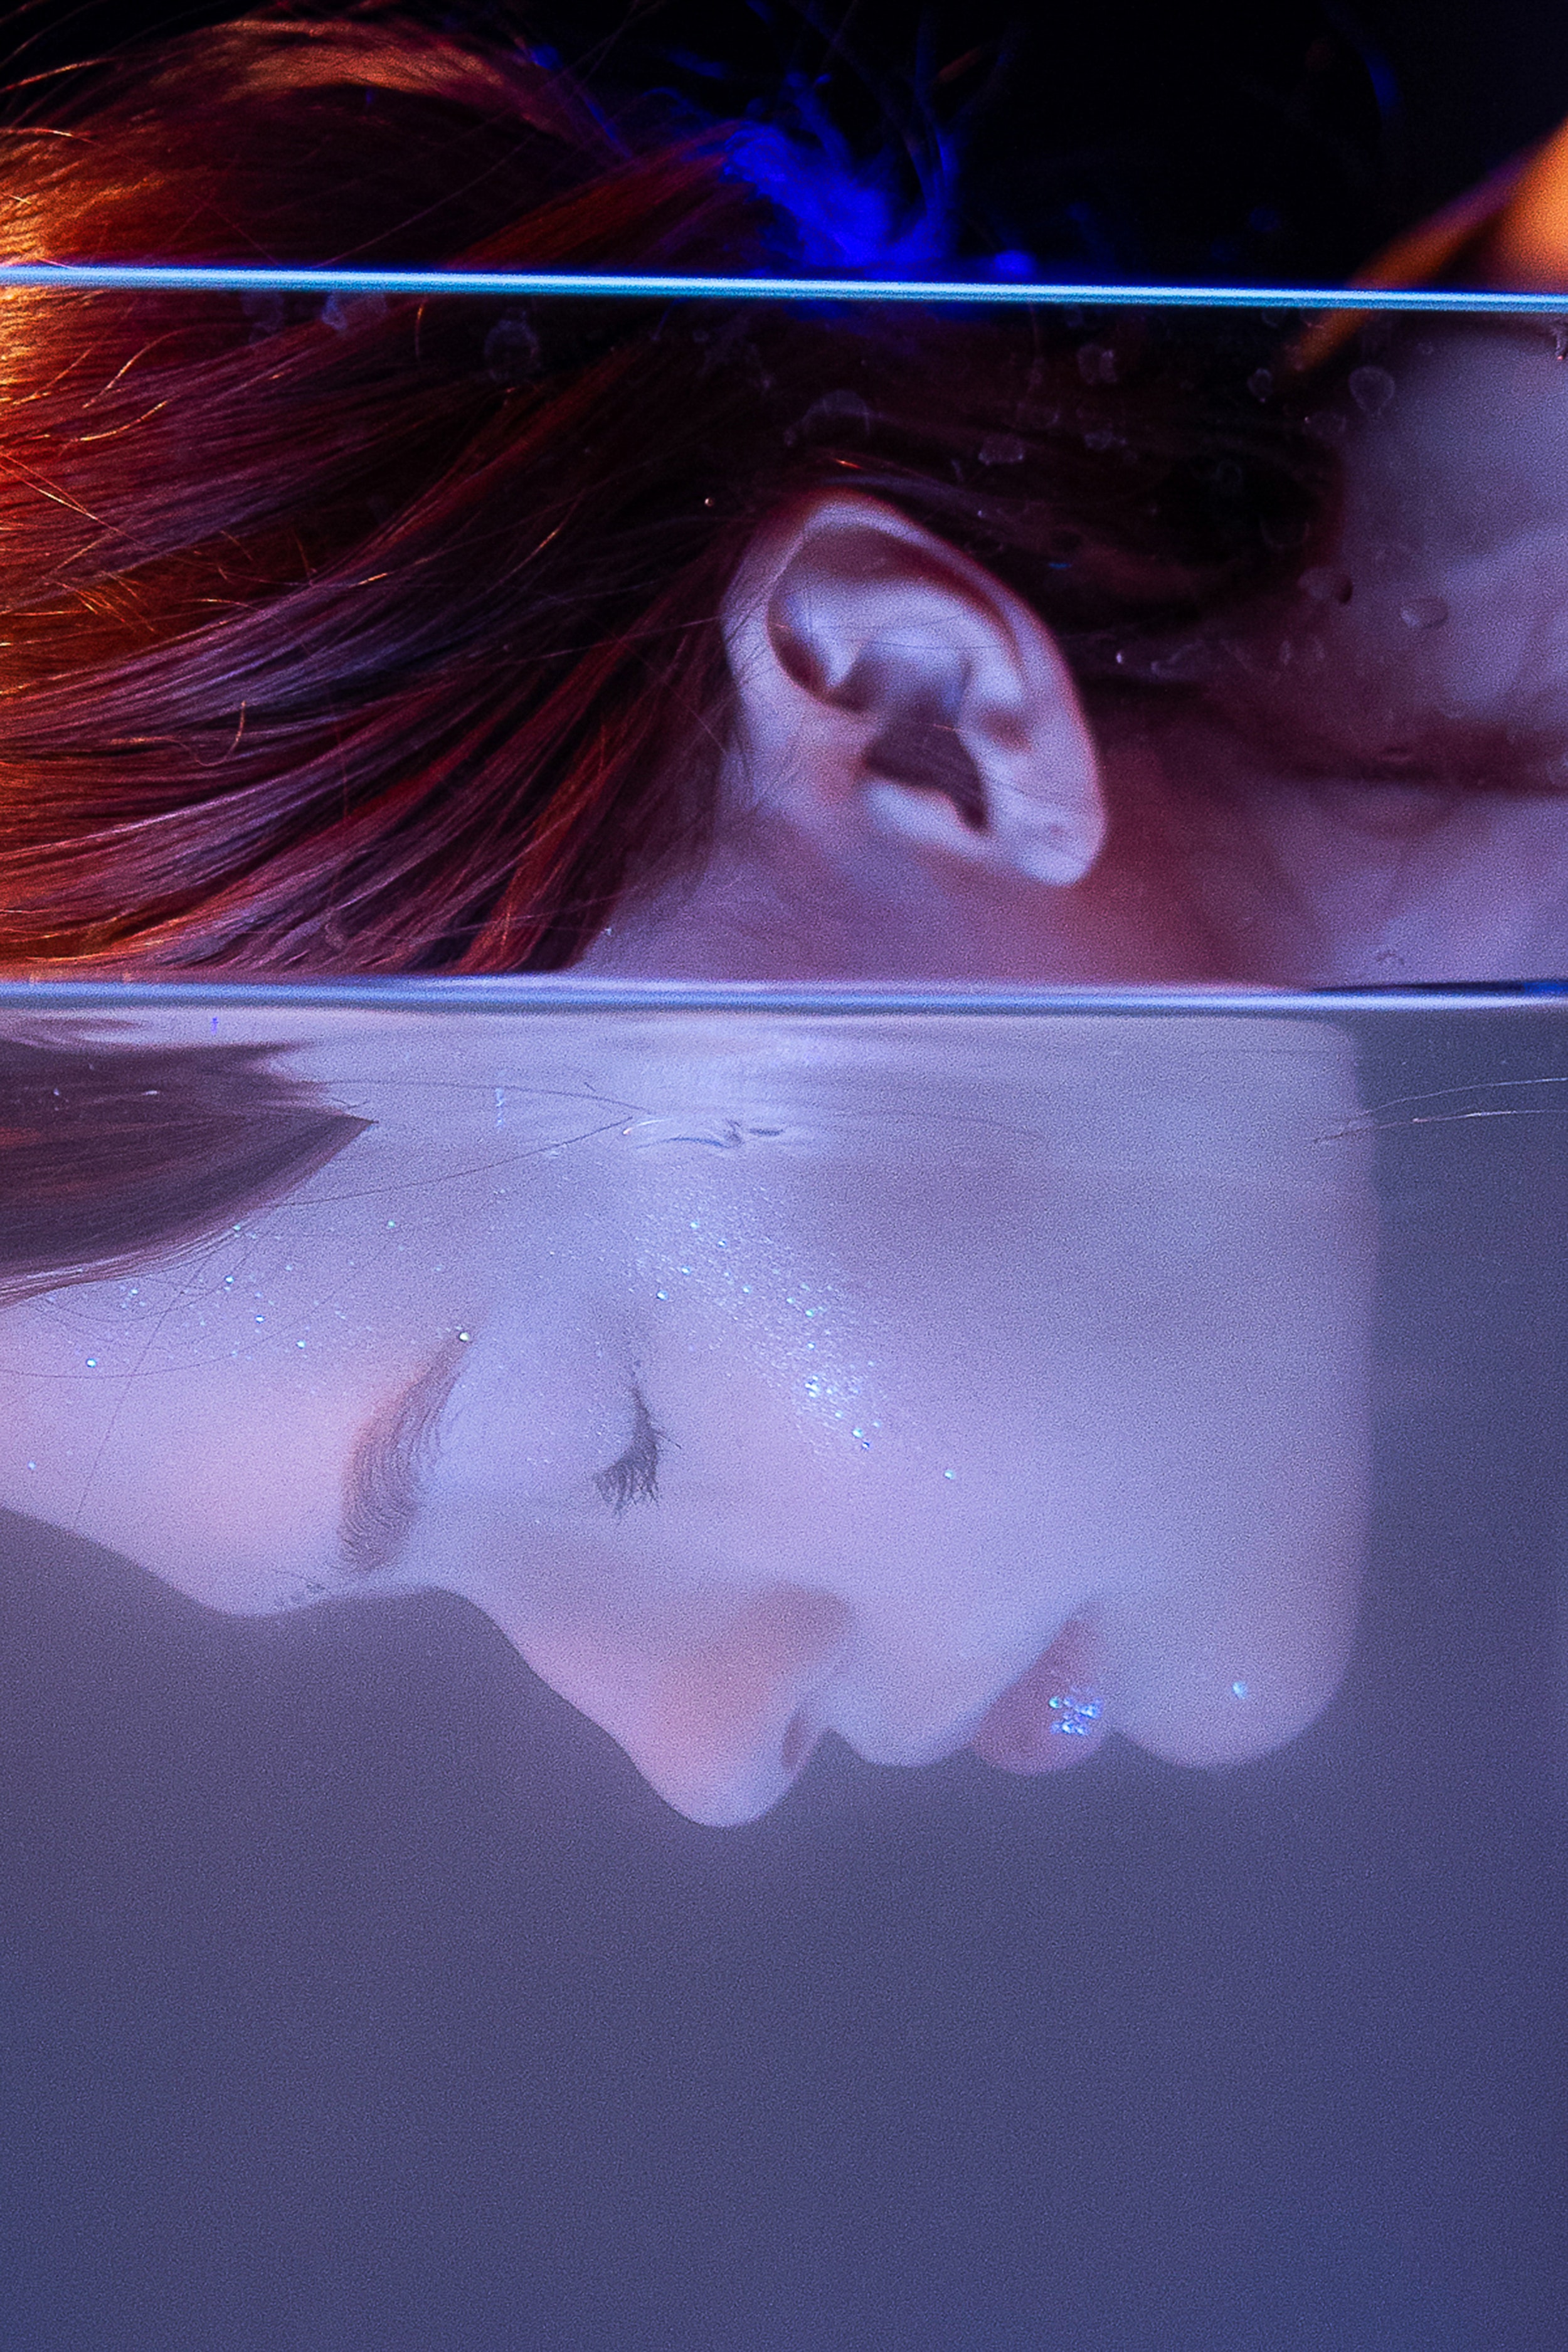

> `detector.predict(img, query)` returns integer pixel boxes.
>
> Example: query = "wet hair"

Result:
[0,1027,369,1307]
[0,4,1328,980]
[0,5,1337,1306]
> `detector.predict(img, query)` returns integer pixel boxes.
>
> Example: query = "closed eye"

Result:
[594,1386,667,1517]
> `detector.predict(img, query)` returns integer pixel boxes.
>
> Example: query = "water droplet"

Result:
[1149,640,1214,682]
[1304,408,1348,445]
[1047,1688,1103,1736]
[1231,1680,1250,1699]
[978,431,1027,466]
[1298,566,1353,605]
[1076,341,1118,385]
[799,388,872,440]
[1348,364,1396,416]
[1246,366,1274,401]
[943,1468,956,1480]
[1399,595,1449,630]
[483,312,542,386]
[85,1358,97,1367]
[655,1290,669,1301]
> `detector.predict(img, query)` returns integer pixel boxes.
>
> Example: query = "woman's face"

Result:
[0,1012,1372,1825]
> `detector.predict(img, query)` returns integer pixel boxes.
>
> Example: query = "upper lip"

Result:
[966,1614,1104,1755]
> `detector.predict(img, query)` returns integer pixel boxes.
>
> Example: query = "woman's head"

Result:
[0,1004,1374,1825]
[0,8,1327,981]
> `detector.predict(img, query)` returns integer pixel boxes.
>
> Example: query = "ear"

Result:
[721,491,1105,886]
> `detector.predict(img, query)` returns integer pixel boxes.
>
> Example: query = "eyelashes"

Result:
[593,1386,667,1517]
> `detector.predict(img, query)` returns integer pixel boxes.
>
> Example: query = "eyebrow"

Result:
[337,1336,469,1580]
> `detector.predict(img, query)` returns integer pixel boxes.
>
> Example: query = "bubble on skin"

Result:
[1400,595,1449,630]
[1232,1680,1250,1699]
[1047,1688,1103,1737]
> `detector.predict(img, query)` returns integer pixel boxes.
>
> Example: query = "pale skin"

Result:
[580,319,1568,992]
[10,313,1554,1826]
[0,1009,1373,1828]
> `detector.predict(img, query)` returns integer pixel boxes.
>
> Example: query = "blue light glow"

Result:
[2,262,1564,312]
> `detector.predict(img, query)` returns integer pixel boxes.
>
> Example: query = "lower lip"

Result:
[968,1621,1108,1774]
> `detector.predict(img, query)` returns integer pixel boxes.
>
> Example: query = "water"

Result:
[0,983,1562,2349]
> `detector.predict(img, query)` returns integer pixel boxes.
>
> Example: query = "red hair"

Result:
[0,6,1325,979]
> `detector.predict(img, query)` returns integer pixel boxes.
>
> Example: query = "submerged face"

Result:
[0,1011,1372,1825]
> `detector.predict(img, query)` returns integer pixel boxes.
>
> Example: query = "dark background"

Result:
[4,0,1568,283]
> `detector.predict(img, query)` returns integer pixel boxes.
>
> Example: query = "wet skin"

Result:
[0,1012,1372,1826]
[582,321,1568,995]
[1113,320,1568,988]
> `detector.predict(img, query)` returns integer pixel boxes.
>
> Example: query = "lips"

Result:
[968,1618,1108,1774]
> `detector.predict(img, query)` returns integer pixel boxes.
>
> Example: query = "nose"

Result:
[533,1584,857,1827]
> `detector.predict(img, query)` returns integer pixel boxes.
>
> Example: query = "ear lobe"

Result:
[723,492,1106,887]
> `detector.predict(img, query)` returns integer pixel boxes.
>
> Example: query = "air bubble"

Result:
[1399,595,1449,630]
[798,388,872,440]
[1303,409,1348,445]
[978,431,1027,466]
[1149,642,1214,683]
[1298,566,1353,605]
[1348,364,1396,416]
[483,314,541,386]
